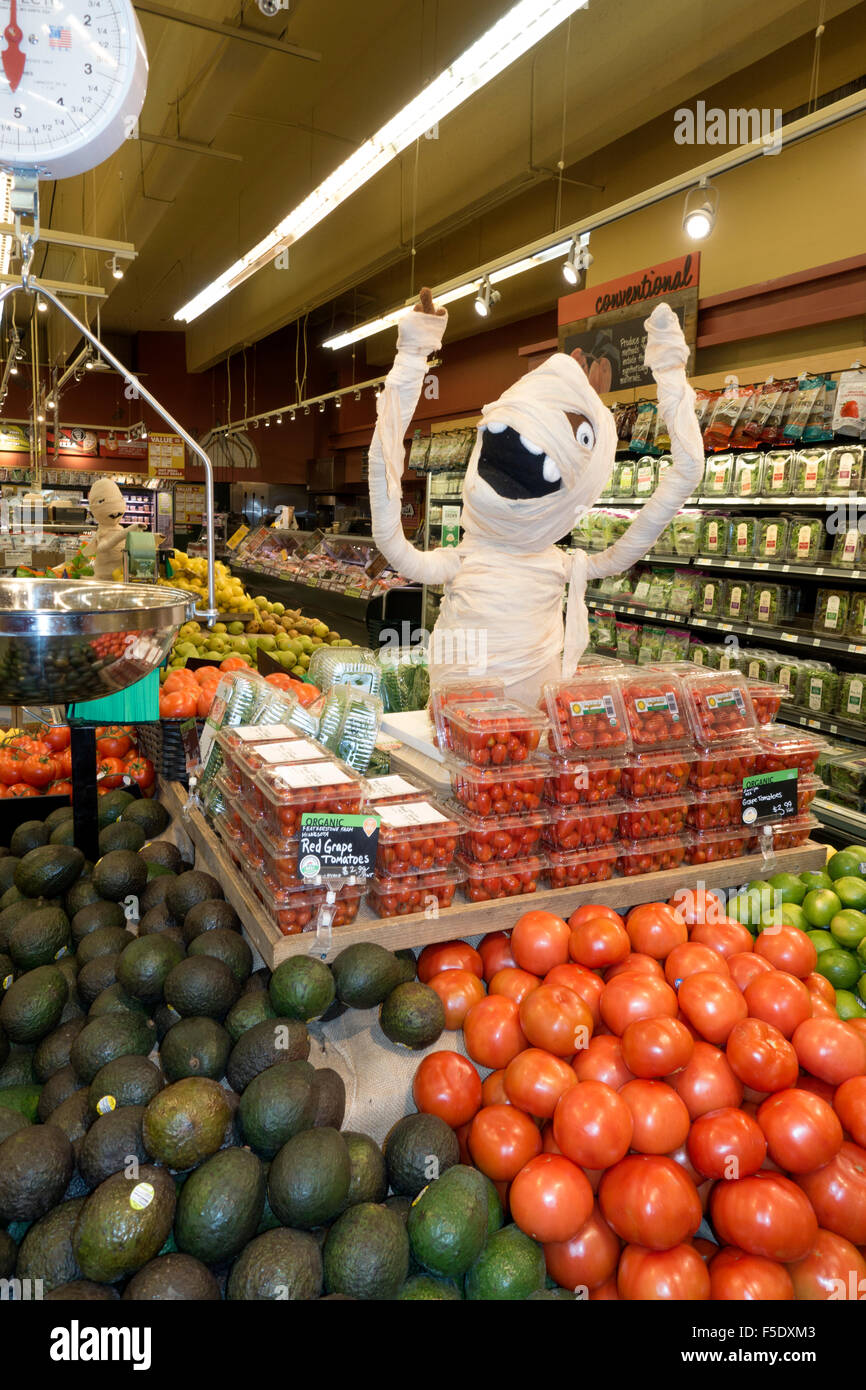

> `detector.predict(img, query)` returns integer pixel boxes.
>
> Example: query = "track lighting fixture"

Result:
[683,178,719,240]
[473,275,500,318]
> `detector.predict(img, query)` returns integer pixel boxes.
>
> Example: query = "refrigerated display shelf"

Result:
[778,704,866,744]
[586,597,866,659]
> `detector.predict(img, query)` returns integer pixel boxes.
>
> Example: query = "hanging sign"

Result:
[148,433,186,479]
[741,769,798,826]
[298,813,380,879]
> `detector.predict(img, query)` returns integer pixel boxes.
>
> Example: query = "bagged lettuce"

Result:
[761,450,796,497]
[785,517,824,565]
[793,448,828,495]
[813,589,850,635]
[699,513,728,556]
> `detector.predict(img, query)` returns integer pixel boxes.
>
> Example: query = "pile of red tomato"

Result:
[0,726,155,798]
[158,663,317,721]
[411,896,866,1300]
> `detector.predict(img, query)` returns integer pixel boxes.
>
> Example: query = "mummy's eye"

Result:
[576,420,595,449]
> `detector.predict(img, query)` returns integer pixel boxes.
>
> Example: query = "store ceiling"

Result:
[33,0,866,374]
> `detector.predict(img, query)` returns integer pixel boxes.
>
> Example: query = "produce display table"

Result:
[161,780,828,968]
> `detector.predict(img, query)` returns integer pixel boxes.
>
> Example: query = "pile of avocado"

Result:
[0,799,546,1300]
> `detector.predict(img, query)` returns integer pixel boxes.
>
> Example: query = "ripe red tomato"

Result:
[669,1040,743,1119]
[805,972,837,1006]
[487,967,540,1005]
[604,952,665,982]
[625,902,688,959]
[669,887,727,925]
[792,1018,866,1085]
[617,1243,710,1300]
[787,1228,866,1301]
[600,973,678,1035]
[572,1034,635,1089]
[686,1106,766,1180]
[417,941,483,982]
[568,916,630,969]
[43,726,71,752]
[21,753,57,787]
[53,747,73,779]
[159,690,199,719]
[412,1051,482,1128]
[123,757,155,794]
[504,1048,577,1119]
[834,1076,866,1147]
[511,910,571,974]
[6,782,37,797]
[47,780,73,798]
[754,925,817,978]
[519,984,592,1058]
[427,968,486,1029]
[621,1017,694,1078]
[553,1080,633,1169]
[569,904,625,931]
[96,726,132,759]
[481,1070,509,1108]
[663,941,729,989]
[509,1153,593,1244]
[726,1018,799,1093]
[96,756,127,789]
[618,1079,691,1154]
[757,1088,843,1174]
[727,951,774,992]
[478,932,516,980]
[796,1142,866,1245]
[709,1246,794,1300]
[468,1103,542,1181]
[463,995,527,1070]
[711,1172,819,1261]
[689,918,754,958]
[677,972,748,1046]
[543,1203,620,1291]
[544,963,604,1025]
[599,1155,702,1250]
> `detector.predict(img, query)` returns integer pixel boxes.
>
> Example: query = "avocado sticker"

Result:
[96,1095,117,1115]
[129,1182,155,1211]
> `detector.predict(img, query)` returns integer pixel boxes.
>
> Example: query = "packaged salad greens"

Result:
[634,456,658,497]
[761,450,796,497]
[592,609,618,651]
[827,444,864,492]
[803,381,832,444]
[762,380,797,446]
[703,387,752,452]
[846,595,866,641]
[755,515,789,561]
[838,674,866,720]
[722,579,751,622]
[773,658,804,699]
[701,454,735,496]
[653,522,675,556]
[742,651,773,681]
[793,448,828,495]
[732,453,764,498]
[793,663,839,714]
[728,516,758,559]
[814,589,851,635]
[783,377,825,443]
[669,571,701,614]
[616,621,641,662]
[750,584,795,626]
[670,511,702,557]
[628,401,660,457]
[637,626,665,665]
[785,517,825,565]
[831,527,864,568]
[699,513,728,556]
[697,578,723,618]
[646,569,675,609]
[612,460,636,497]
[689,639,714,667]
[660,628,691,662]
[828,751,866,793]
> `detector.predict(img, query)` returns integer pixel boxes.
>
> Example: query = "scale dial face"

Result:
[0,0,147,178]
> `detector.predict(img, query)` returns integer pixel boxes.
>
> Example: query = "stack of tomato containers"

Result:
[434,678,552,904]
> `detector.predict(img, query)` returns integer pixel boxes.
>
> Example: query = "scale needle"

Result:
[2,0,25,94]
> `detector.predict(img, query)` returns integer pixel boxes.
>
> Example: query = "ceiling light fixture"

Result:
[319,401,325,413]
[264,418,270,427]
[9,362,17,375]
[562,232,592,286]
[334,397,341,409]
[683,178,719,240]
[37,296,47,313]
[173,0,589,323]
[109,255,124,280]
[473,276,500,318]
[290,410,296,421]
[276,415,282,424]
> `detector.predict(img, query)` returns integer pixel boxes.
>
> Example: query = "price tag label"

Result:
[742,769,798,826]
[179,718,201,777]
[299,813,380,879]
[226,525,249,551]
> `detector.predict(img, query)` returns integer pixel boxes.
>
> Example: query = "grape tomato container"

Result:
[444,755,546,816]
[429,677,506,752]
[455,806,549,863]
[685,827,755,865]
[543,755,623,806]
[366,866,465,918]
[252,873,363,937]
[680,671,759,746]
[255,757,365,845]
[689,742,759,791]
[753,813,820,851]
[362,773,432,807]
[442,698,547,767]
[618,834,689,876]
[620,750,695,800]
[458,851,548,902]
[540,676,631,759]
[746,680,785,726]
[618,792,693,840]
[547,845,618,888]
[542,800,622,851]
[229,800,266,876]
[375,799,462,875]
[754,724,827,776]
[215,722,309,782]
[218,731,330,808]
[797,774,823,813]
[686,787,744,831]
[618,672,692,752]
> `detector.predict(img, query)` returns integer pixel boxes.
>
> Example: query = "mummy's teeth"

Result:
[542,457,561,483]
[519,434,544,454]
[486,420,507,433]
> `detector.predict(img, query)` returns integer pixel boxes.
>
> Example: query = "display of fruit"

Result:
[165,594,350,685]
[0,726,155,800]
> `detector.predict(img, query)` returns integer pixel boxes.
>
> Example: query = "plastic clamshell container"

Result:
[216,722,308,782]
[686,788,744,831]
[620,750,695,800]
[362,773,432,807]
[429,677,506,753]
[540,675,631,759]
[681,671,759,746]
[547,845,619,888]
[230,800,266,876]
[444,755,547,816]
[618,671,692,752]
[375,798,462,875]
[442,698,547,767]
[366,866,465,918]
[543,755,623,806]
[618,792,693,840]
[689,742,759,791]
[618,834,689,876]
[752,813,820,851]
[254,757,365,845]
[457,851,548,902]
[746,680,785,726]
[685,827,755,865]
[455,806,549,863]
[542,800,622,851]
[754,724,828,776]
[221,733,330,808]
[252,872,363,936]
[797,774,823,813]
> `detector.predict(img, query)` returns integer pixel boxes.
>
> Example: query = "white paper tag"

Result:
[365,774,423,801]
[378,800,450,828]
[269,761,353,789]
[257,739,327,764]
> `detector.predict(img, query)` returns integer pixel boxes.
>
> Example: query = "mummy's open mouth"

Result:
[477,423,562,499]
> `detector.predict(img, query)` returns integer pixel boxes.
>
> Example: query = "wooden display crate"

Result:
[162,781,829,969]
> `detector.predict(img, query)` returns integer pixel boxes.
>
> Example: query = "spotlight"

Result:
[10,363,17,375]
[290,410,296,421]
[354,390,361,401]
[264,418,270,427]
[334,397,341,410]
[84,355,93,370]
[562,234,593,286]
[36,411,44,422]
[276,415,282,424]
[46,397,54,408]
[141,428,147,440]
[109,255,124,280]
[319,401,325,413]
[37,297,47,313]
[304,406,310,416]
[473,275,500,318]
[683,179,719,240]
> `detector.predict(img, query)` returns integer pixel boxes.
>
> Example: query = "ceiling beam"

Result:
[139,132,243,163]
[0,275,106,299]
[0,226,137,259]
[133,2,321,62]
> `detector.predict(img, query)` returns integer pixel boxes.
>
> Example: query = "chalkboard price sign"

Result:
[742,769,798,826]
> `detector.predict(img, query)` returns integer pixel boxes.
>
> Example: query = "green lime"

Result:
[836,988,866,1020]
[802,888,843,928]
[757,912,784,933]
[828,847,866,882]
[799,871,835,895]
[728,890,763,927]
[830,909,866,950]
[780,903,809,933]
[768,873,807,906]
[834,876,866,911]
[817,948,861,990]
[807,929,837,955]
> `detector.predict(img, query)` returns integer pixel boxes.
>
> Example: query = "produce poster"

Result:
[148,432,186,480]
